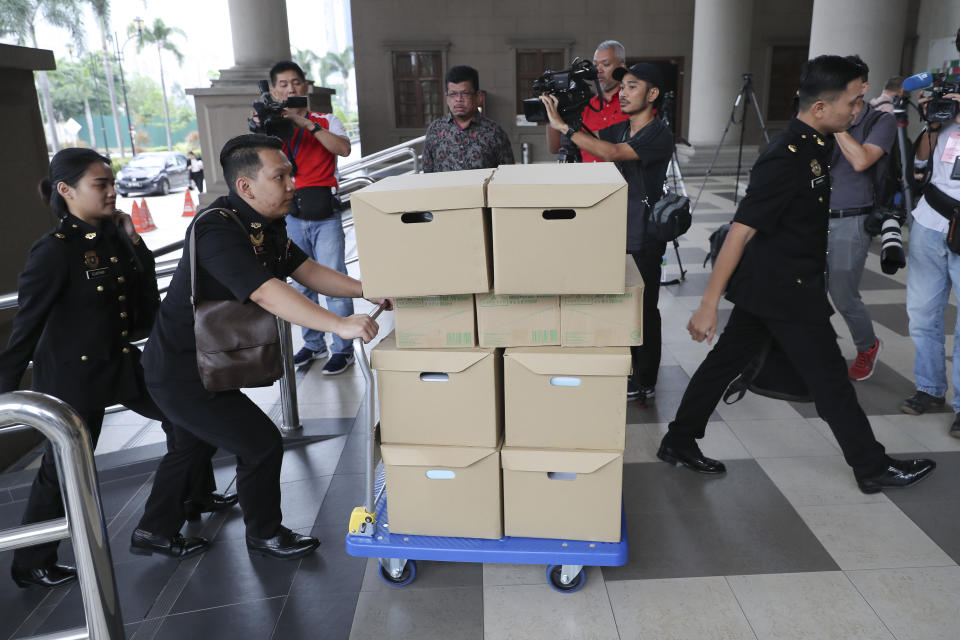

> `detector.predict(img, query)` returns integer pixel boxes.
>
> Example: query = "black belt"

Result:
[829,206,872,219]
[925,183,960,220]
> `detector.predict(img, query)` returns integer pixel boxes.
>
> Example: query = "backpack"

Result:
[860,106,909,232]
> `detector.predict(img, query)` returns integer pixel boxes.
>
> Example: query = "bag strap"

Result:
[189,207,249,309]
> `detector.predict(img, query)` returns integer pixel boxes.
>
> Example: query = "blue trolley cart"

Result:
[345,308,629,592]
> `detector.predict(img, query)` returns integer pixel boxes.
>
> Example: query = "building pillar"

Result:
[687,0,755,147]
[808,0,909,102]
[187,0,333,206]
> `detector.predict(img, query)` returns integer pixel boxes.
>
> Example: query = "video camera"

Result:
[248,80,308,139]
[522,57,602,125]
[904,71,960,123]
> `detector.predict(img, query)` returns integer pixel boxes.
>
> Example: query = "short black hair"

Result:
[845,54,869,82]
[797,55,863,111]
[445,65,479,91]
[269,60,306,86]
[884,75,905,92]
[219,134,283,191]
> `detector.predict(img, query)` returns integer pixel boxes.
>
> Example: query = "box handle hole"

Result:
[542,209,576,220]
[401,211,434,224]
[549,376,581,387]
[547,472,577,480]
[420,372,449,382]
[426,470,456,479]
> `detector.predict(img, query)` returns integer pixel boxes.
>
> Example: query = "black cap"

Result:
[612,63,664,89]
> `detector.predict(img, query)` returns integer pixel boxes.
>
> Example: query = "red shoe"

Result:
[850,339,882,381]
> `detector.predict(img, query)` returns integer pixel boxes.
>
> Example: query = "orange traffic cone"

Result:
[130,199,148,234]
[138,198,157,232]
[182,189,197,217]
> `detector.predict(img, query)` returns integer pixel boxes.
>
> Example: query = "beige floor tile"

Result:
[846,565,960,640]
[297,401,362,420]
[715,393,804,423]
[481,563,547,587]
[796,502,954,570]
[883,413,960,453]
[806,416,929,455]
[639,421,752,460]
[725,418,839,458]
[606,576,756,640]
[756,456,887,507]
[349,585,482,640]
[483,567,618,640]
[727,571,894,640]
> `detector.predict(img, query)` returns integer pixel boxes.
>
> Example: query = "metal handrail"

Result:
[339,135,424,177]
[0,391,125,640]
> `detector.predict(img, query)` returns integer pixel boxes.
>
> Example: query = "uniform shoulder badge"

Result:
[810,159,822,177]
[788,144,798,153]
[84,232,98,240]
[250,231,265,247]
[54,232,66,239]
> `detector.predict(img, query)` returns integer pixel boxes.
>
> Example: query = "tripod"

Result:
[693,73,771,212]
[892,95,915,216]
[658,91,689,286]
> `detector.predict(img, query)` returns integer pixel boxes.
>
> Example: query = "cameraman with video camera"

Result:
[900,45,960,436]
[541,63,673,402]
[546,40,629,163]
[260,61,356,375]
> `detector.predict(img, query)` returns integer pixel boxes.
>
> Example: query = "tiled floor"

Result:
[2,175,960,639]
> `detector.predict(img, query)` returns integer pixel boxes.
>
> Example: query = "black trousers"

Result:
[189,171,204,192]
[12,388,216,570]
[665,305,888,478]
[137,379,284,539]
[630,246,666,389]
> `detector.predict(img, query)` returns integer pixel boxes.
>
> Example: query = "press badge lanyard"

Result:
[284,126,307,175]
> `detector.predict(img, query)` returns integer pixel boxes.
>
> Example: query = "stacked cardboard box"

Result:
[354,163,637,543]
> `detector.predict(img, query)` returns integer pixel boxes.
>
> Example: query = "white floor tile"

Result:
[725,418,839,458]
[756,456,887,507]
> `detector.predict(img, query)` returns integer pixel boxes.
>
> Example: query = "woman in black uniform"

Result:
[0,149,233,589]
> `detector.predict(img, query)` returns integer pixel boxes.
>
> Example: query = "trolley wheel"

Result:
[378,559,417,587]
[546,565,586,593]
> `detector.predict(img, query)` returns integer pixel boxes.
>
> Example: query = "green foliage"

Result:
[131,17,185,64]
[110,156,129,174]
[0,0,85,47]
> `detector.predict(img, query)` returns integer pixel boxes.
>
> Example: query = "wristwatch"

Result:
[566,122,580,137]
[309,123,322,135]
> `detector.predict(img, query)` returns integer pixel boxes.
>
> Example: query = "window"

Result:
[393,51,444,129]
[768,46,809,121]
[516,49,565,114]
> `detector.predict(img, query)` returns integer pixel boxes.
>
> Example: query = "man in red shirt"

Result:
[547,40,629,162]
[269,61,356,375]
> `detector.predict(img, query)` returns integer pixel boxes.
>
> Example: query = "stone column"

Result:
[187,0,333,206]
[808,0,909,103]
[687,0,755,147]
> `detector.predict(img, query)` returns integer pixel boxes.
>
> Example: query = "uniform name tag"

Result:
[85,267,109,279]
[811,175,828,188]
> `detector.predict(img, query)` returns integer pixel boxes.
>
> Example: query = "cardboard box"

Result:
[561,256,645,347]
[476,294,560,347]
[504,346,630,450]
[501,447,623,543]
[394,295,476,349]
[351,169,494,298]
[487,163,627,295]
[382,443,502,539]
[372,332,501,447]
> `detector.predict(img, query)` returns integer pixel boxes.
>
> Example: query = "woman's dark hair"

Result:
[40,148,110,219]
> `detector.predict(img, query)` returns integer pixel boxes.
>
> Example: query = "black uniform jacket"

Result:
[142,194,308,385]
[0,214,159,410]
[726,118,835,324]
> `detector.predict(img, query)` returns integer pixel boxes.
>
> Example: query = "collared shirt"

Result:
[912,120,960,233]
[142,193,308,383]
[282,111,347,189]
[727,118,835,323]
[830,105,896,210]
[580,90,629,162]
[421,112,514,173]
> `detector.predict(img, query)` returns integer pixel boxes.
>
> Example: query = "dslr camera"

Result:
[248,80,308,139]
[523,57,602,126]
[922,73,960,123]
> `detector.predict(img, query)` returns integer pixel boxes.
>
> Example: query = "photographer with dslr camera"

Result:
[900,60,960,437]
[259,61,356,375]
[546,40,629,163]
[541,63,673,402]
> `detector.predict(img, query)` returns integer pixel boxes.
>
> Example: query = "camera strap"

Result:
[283,126,307,175]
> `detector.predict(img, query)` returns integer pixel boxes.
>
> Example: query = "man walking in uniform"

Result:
[654,55,935,494]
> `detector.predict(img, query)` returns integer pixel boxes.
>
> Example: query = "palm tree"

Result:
[0,0,85,152]
[131,17,184,150]
[320,46,354,111]
[88,0,126,156]
[292,47,323,85]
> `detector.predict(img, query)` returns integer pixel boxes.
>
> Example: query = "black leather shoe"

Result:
[950,413,960,439]
[857,458,937,494]
[11,564,77,589]
[184,492,239,521]
[246,526,320,560]
[130,528,209,558]
[657,440,727,474]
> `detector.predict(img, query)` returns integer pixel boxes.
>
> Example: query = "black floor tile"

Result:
[859,269,905,291]
[605,460,837,581]
[786,360,921,419]
[869,302,957,339]
[334,433,374,475]
[0,553,52,640]
[290,524,368,597]
[155,596,285,640]
[215,474,333,541]
[278,437,348,483]
[170,535,299,614]
[651,365,692,393]
[628,389,723,425]
[314,473,365,529]
[98,472,154,520]
[271,589,359,640]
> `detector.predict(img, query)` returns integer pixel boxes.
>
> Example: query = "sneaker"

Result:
[293,345,328,365]
[951,413,960,439]
[849,339,882,381]
[322,352,355,375]
[900,390,946,415]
